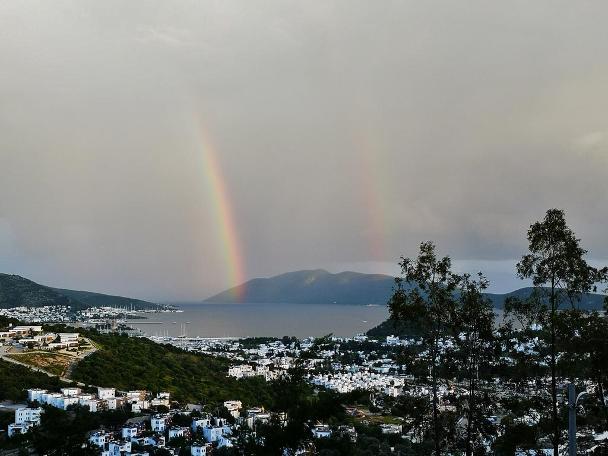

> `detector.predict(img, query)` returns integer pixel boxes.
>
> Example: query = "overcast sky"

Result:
[1,1,607,301]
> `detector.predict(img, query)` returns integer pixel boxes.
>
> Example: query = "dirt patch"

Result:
[7,352,74,377]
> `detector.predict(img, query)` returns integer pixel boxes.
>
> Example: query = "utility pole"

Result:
[568,383,576,456]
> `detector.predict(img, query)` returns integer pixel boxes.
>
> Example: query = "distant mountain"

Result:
[0,273,162,310]
[205,269,396,305]
[0,274,85,310]
[485,287,606,310]
[205,269,607,310]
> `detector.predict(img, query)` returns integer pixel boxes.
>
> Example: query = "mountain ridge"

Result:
[0,273,162,310]
[205,269,607,310]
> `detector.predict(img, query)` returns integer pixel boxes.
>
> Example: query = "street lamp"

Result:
[567,382,588,456]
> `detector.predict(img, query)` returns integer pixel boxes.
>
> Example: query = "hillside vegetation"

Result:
[0,359,66,401]
[71,332,274,406]
[0,274,84,309]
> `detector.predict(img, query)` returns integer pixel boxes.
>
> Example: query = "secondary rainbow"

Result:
[198,127,246,298]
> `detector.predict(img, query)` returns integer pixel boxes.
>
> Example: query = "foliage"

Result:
[0,273,83,309]
[71,332,274,406]
[507,208,607,456]
[388,241,460,456]
[0,359,65,401]
[451,273,496,455]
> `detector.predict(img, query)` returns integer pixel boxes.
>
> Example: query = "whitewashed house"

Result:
[168,426,188,440]
[151,415,167,433]
[122,426,138,439]
[191,442,209,456]
[89,431,108,448]
[223,400,242,419]
[7,423,32,437]
[15,407,42,426]
[97,387,116,400]
[61,387,81,396]
[27,388,47,403]
[108,441,131,456]
[202,425,226,443]
[312,424,332,439]
[191,417,211,432]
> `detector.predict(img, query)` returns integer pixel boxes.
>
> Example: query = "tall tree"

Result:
[452,273,496,456]
[388,241,460,456]
[515,209,601,456]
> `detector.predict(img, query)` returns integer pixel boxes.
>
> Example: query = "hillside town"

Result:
[3,313,608,455]
[0,306,173,326]
[5,385,340,455]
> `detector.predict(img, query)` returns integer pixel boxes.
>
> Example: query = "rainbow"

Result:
[354,125,392,263]
[198,127,246,298]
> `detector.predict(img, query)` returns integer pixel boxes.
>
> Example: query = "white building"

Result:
[15,407,42,426]
[192,417,211,432]
[191,442,209,456]
[108,441,131,456]
[58,333,79,344]
[106,397,118,410]
[223,400,242,419]
[380,424,402,435]
[168,426,188,440]
[202,426,226,443]
[97,387,116,400]
[13,326,43,335]
[8,423,32,438]
[89,431,108,448]
[312,424,332,439]
[151,415,167,433]
[386,335,400,345]
[228,364,256,379]
[27,388,47,403]
[61,387,81,396]
[56,396,79,410]
[218,435,235,448]
[150,392,170,407]
[122,426,138,439]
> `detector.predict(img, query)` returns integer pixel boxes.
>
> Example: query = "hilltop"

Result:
[205,269,607,310]
[0,273,162,310]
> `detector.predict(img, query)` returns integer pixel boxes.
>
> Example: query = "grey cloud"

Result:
[1,0,607,300]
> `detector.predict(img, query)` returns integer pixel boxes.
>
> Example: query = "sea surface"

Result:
[129,303,390,339]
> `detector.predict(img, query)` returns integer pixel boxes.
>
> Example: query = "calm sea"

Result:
[129,303,390,339]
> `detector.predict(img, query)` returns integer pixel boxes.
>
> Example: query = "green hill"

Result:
[71,332,273,406]
[0,273,161,310]
[0,274,86,309]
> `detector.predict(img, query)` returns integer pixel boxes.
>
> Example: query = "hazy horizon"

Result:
[2,1,608,301]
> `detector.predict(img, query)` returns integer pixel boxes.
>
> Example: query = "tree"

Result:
[514,209,604,456]
[388,241,460,456]
[558,311,608,431]
[452,273,495,456]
